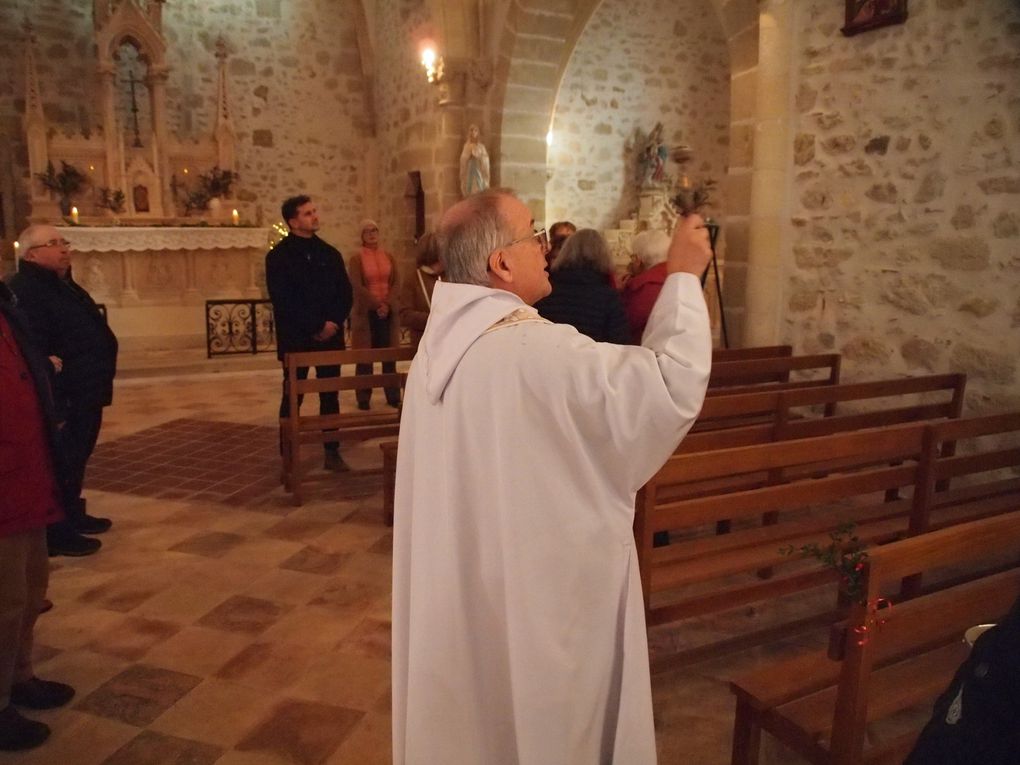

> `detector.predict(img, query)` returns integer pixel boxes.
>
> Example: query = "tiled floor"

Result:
[3,368,815,765]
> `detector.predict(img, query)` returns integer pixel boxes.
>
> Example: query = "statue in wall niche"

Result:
[460,124,490,197]
[636,122,670,190]
[133,184,150,213]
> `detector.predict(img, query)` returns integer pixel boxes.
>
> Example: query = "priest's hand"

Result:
[666,213,712,277]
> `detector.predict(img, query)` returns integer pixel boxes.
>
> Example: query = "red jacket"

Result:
[0,306,64,536]
[620,262,668,343]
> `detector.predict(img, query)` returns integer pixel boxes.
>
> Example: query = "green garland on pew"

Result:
[780,523,869,605]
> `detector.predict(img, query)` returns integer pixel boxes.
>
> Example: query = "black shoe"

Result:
[77,513,112,535]
[357,401,370,411]
[387,401,401,409]
[0,706,49,751]
[10,678,75,710]
[323,452,351,472]
[48,531,101,557]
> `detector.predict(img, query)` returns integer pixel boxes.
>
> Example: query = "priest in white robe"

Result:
[392,189,713,765]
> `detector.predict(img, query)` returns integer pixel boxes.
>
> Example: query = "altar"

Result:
[58,225,270,351]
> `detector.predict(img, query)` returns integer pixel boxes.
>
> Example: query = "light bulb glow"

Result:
[546,130,554,147]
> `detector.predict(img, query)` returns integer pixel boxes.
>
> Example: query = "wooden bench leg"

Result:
[731,698,762,765]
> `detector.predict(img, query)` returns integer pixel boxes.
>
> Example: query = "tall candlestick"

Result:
[71,206,79,224]
[231,209,240,226]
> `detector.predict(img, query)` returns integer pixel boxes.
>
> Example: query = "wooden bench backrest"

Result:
[707,353,841,392]
[285,347,416,397]
[712,345,793,363]
[686,373,966,454]
[828,511,1020,764]
[635,424,928,611]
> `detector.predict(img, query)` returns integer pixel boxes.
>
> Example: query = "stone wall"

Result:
[546,0,730,230]
[0,0,371,257]
[785,0,1020,412]
[369,0,448,268]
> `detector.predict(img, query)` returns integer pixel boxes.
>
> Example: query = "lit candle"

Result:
[71,206,79,224]
[13,241,19,258]
[231,209,240,226]
[681,175,691,189]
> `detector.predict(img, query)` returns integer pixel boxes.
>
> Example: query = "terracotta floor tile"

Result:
[143,625,254,677]
[290,651,390,712]
[86,616,182,661]
[234,699,365,765]
[197,595,293,636]
[101,730,223,765]
[168,531,246,558]
[336,617,391,660]
[214,640,319,692]
[76,664,202,727]
[325,712,391,765]
[280,546,351,576]
[148,678,278,747]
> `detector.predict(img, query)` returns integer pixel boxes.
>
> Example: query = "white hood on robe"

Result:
[418,281,528,404]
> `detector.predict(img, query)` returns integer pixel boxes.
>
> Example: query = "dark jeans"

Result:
[356,312,400,407]
[279,363,340,454]
[50,404,104,536]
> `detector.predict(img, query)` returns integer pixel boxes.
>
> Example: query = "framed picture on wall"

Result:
[841,0,908,37]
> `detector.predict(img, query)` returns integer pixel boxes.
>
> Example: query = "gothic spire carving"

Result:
[23,20,44,128]
[214,36,236,171]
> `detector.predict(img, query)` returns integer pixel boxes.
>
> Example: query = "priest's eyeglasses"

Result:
[502,228,549,252]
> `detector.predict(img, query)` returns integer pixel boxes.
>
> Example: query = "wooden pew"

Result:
[635,424,930,630]
[707,353,841,395]
[688,372,965,448]
[673,373,966,535]
[712,345,793,363]
[280,346,415,505]
[730,511,1020,765]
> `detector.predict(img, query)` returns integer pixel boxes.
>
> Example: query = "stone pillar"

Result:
[744,0,794,346]
[98,66,120,201]
[147,66,174,217]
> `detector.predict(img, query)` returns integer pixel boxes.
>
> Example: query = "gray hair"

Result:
[438,189,517,286]
[17,224,52,253]
[631,229,670,268]
[552,228,614,274]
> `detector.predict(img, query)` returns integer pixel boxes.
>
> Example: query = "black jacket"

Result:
[7,261,119,410]
[534,267,631,345]
[265,234,354,360]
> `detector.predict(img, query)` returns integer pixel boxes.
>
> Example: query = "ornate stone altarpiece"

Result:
[21,2,270,350]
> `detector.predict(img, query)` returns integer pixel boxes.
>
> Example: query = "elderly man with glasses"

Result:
[392,189,713,764]
[7,225,118,557]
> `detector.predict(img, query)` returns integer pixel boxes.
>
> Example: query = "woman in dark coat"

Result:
[534,228,630,344]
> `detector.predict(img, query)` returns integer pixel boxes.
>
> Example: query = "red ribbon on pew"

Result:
[852,597,892,647]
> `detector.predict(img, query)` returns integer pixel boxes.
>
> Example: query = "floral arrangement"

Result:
[35,160,90,201]
[97,187,126,214]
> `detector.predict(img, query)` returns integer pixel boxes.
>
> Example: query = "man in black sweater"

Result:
[8,225,118,557]
[265,195,354,471]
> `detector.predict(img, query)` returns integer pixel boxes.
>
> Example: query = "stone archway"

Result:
[494,0,761,344]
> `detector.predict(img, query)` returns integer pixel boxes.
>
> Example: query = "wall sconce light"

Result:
[421,46,444,85]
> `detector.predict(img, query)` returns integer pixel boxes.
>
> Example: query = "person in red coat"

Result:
[620,229,671,343]
[0,281,76,751]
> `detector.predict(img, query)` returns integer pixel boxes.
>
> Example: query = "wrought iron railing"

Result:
[205,299,277,358]
[205,300,410,358]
